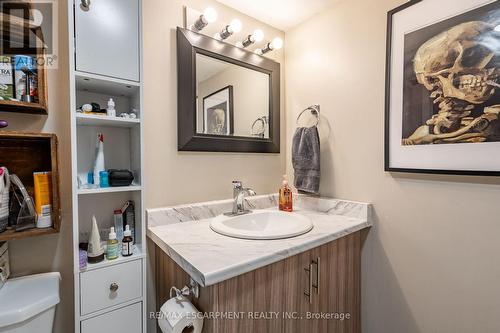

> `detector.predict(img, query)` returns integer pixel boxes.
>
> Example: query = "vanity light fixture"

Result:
[214,18,243,40]
[191,7,217,32]
[254,37,284,55]
[236,29,264,48]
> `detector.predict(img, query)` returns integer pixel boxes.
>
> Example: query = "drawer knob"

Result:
[110,282,119,292]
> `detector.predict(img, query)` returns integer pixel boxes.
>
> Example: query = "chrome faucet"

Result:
[225,181,256,216]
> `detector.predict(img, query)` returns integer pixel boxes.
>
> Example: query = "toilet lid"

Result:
[0,272,61,328]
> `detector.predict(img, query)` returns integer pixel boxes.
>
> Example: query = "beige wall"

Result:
[1,0,73,332]
[285,0,500,332]
[143,0,285,207]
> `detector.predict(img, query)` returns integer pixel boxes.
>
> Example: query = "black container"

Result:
[108,169,134,187]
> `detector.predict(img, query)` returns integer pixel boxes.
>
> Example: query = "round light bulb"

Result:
[271,37,283,50]
[229,19,242,33]
[252,29,264,43]
[203,7,217,23]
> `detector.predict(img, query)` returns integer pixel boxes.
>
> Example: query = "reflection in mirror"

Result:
[196,53,270,138]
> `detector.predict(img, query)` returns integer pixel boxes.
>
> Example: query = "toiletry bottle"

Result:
[93,133,105,186]
[107,98,116,117]
[122,225,133,257]
[106,227,119,260]
[88,215,104,263]
[279,175,293,212]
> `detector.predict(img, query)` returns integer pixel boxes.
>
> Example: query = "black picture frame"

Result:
[177,27,280,153]
[202,85,234,135]
[384,0,500,176]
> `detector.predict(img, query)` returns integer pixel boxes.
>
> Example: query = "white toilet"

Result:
[0,272,61,333]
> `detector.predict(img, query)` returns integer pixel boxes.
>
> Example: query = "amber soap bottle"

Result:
[279,175,293,212]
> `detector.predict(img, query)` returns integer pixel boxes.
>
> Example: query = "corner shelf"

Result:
[77,185,142,195]
[0,227,58,242]
[76,113,141,128]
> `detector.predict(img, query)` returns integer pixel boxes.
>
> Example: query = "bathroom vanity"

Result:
[148,195,371,333]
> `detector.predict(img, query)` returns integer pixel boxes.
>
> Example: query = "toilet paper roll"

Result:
[158,296,203,333]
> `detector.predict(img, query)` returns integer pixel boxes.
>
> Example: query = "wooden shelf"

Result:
[77,185,142,195]
[0,132,61,239]
[0,100,47,115]
[0,8,48,115]
[0,227,58,242]
[76,113,140,128]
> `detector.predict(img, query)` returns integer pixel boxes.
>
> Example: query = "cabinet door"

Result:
[81,302,142,333]
[74,0,140,81]
[320,232,361,333]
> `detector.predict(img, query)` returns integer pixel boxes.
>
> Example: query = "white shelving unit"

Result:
[68,1,146,332]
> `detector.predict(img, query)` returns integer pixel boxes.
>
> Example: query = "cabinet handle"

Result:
[304,263,313,304]
[80,0,90,10]
[110,282,119,292]
[312,257,320,294]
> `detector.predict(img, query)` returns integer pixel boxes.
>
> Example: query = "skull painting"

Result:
[208,108,226,135]
[403,19,500,145]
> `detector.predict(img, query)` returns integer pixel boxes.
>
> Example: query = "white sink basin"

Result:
[210,210,313,240]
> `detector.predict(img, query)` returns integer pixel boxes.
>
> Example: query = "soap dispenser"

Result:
[279,175,293,212]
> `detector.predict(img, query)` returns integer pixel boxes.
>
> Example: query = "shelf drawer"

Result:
[80,259,142,316]
[81,302,142,333]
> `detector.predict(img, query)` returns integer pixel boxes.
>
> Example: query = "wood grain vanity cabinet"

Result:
[155,231,361,333]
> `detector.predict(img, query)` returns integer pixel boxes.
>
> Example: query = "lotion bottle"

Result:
[279,175,293,212]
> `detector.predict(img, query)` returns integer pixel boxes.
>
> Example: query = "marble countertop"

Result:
[147,194,372,287]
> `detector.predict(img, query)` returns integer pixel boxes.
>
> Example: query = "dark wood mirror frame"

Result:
[177,27,280,153]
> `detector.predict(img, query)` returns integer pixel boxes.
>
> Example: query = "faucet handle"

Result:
[232,180,243,189]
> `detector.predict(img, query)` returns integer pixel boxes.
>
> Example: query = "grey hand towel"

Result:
[292,126,320,194]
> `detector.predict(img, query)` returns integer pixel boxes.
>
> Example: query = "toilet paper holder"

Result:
[170,278,199,300]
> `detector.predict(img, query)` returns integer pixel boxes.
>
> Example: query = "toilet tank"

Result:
[0,272,61,333]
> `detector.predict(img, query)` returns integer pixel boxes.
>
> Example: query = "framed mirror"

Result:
[177,27,280,153]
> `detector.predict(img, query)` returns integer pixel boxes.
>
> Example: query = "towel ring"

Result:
[251,116,268,137]
[296,104,320,127]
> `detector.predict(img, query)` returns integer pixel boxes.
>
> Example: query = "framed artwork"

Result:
[202,85,234,135]
[385,0,500,175]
